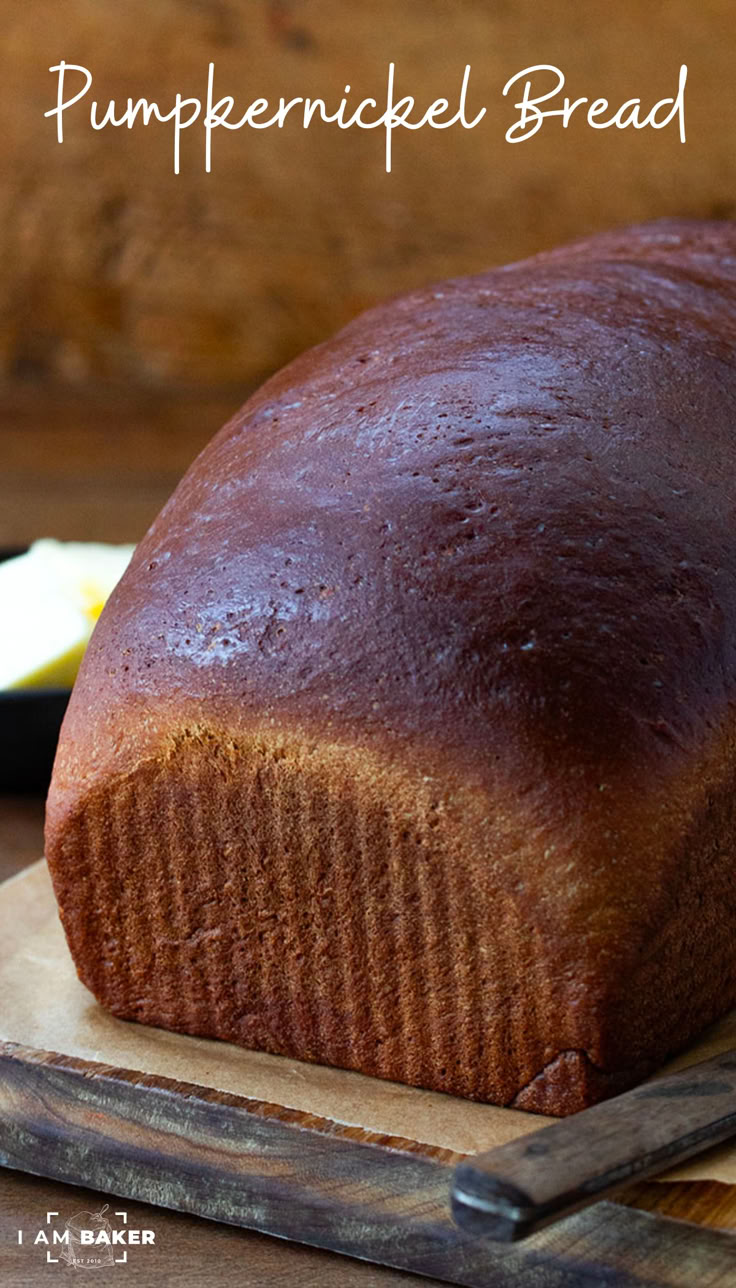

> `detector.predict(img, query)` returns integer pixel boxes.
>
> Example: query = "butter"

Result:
[0,540,134,690]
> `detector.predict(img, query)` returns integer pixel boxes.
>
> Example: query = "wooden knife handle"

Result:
[451,1049,736,1242]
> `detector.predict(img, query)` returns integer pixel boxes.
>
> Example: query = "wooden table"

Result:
[3,395,736,1284]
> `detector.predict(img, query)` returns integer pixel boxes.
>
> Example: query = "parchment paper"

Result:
[2,859,736,1184]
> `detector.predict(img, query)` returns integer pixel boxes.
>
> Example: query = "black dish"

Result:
[0,549,71,793]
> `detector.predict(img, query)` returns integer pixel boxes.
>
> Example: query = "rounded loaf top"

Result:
[52,218,736,804]
[44,219,736,1116]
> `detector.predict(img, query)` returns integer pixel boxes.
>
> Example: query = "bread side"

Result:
[46,219,736,1113]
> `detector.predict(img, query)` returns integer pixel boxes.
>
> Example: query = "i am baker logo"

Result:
[17,1203,156,1268]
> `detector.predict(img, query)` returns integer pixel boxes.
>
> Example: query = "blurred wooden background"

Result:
[2,0,736,545]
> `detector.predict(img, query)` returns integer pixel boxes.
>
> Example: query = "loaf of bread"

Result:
[46,219,736,1116]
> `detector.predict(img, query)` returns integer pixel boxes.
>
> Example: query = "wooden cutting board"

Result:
[2,864,736,1285]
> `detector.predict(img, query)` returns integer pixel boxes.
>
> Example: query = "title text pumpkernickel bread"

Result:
[46,62,688,174]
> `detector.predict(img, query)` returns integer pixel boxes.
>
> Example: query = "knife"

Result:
[451,1049,736,1241]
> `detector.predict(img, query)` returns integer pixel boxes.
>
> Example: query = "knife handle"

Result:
[451,1049,736,1242]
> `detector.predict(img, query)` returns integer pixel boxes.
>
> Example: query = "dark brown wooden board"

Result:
[1,1041,736,1286]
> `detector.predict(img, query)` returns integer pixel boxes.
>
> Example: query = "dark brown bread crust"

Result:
[45,219,736,1114]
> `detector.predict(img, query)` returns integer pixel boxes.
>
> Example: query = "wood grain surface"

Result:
[3,0,736,394]
[2,1040,736,1286]
[0,385,238,547]
[0,1168,421,1288]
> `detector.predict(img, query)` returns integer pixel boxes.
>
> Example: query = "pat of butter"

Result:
[0,540,135,691]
